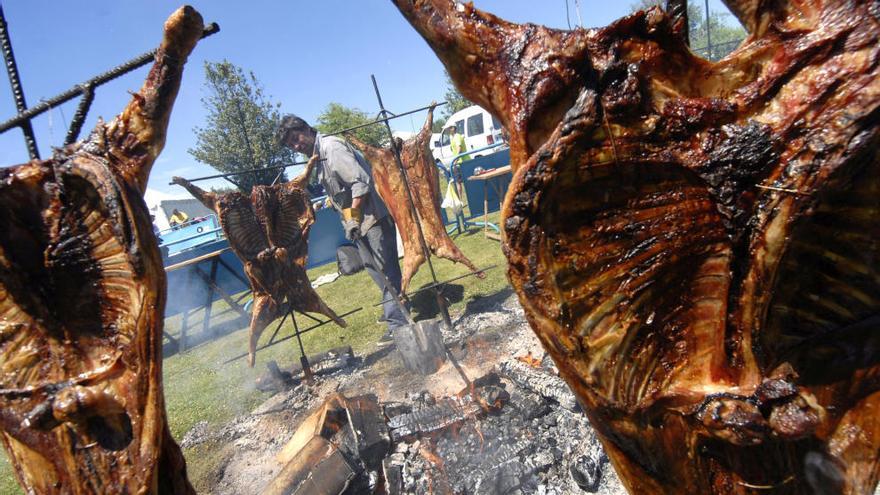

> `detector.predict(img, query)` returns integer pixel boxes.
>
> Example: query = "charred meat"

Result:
[173,158,346,368]
[0,7,205,494]
[394,0,880,493]
[349,105,483,293]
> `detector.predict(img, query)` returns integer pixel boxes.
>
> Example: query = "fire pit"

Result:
[179,291,630,494]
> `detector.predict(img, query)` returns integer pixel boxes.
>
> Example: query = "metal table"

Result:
[165,247,250,351]
[467,165,512,241]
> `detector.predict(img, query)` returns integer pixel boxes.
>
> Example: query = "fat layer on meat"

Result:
[393,0,880,493]
[0,6,205,494]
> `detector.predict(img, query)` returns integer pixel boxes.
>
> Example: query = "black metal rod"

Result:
[372,265,497,307]
[222,307,362,364]
[64,84,95,145]
[0,23,220,135]
[266,311,290,346]
[178,100,441,185]
[370,75,451,327]
[291,312,307,357]
[290,312,314,380]
[228,90,259,187]
[169,158,319,184]
[297,311,323,324]
[325,101,445,138]
[0,4,39,159]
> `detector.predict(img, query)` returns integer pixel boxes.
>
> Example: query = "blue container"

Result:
[305,205,347,269]
[158,215,223,256]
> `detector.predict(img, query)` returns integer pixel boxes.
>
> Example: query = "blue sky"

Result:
[0,0,738,195]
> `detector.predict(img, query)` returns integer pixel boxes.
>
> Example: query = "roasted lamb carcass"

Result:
[394,0,880,493]
[0,6,205,494]
[172,158,346,368]
[348,105,483,294]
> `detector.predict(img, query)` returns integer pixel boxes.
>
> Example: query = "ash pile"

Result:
[385,357,624,495]
[267,352,625,495]
[183,292,626,494]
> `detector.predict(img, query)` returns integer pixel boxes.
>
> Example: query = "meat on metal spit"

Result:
[172,157,346,368]
[393,0,880,493]
[348,105,483,294]
[0,6,205,494]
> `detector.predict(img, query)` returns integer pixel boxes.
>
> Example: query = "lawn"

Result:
[0,211,512,493]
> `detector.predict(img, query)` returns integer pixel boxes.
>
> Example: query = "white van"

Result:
[431,105,505,164]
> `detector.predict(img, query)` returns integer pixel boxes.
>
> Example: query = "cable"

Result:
[58,101,68,131]
[46,101,54,143]
[564,0,572,30]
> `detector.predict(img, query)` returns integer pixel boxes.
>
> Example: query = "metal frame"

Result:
[223,307,363,365]
[368,75,455,327]
[0,4,38,159]
[169,102,449,188]
[169,158,320,185]
[0,6,219,158]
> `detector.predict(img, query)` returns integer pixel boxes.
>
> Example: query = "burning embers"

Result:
[388,362,617,495]
[266,357,622,495]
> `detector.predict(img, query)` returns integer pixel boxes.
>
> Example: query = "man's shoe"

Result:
[379,329,393,343]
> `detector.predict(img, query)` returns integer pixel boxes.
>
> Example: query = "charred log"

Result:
[498,359,579,412]
[387,394,484,443]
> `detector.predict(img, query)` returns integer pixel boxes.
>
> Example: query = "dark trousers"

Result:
[357,217,408,330]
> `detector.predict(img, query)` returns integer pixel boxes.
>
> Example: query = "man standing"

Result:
[276,114,407,338]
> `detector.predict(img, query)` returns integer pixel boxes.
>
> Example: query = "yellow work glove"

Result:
[342,207,363,222]
[342,207,363,241]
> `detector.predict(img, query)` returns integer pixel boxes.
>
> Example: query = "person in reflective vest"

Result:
[449,125,470,162]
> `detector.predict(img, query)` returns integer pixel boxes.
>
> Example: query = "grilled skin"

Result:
[172,158,346,368]
[393,0,880,493]
[348,105,483,294]
[0,6,204,494]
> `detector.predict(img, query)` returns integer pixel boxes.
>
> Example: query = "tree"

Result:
[209,185,240,195]
[629,1,746,61]
[315,102,388,147]
[189,60,295,194]
[436,70,473,131]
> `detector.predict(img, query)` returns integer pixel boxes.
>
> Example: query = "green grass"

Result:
[0,456,17,495]
[0,212,510,493]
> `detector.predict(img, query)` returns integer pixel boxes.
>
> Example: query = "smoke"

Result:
[804,451,846,494]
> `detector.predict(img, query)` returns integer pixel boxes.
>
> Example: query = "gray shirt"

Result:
[313,133,389,233]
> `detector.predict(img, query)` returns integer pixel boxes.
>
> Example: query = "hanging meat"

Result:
[348,105,483,294]
[393,0,880,493]
[0,6,206,494]
[172,157,346,368]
